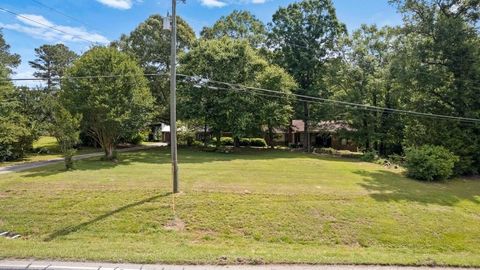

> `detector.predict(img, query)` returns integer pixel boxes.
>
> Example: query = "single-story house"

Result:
[152,119,357,151]
[287,120,357,151]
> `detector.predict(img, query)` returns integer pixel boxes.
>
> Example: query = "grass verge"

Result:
[0,148,479,266]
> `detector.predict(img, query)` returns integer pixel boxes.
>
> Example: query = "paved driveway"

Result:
[0,143,166,175]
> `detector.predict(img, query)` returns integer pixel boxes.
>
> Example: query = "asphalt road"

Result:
[0,143,166,175]
[0,260,478,270]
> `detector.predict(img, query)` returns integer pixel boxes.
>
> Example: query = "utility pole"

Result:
[170,0,179,193]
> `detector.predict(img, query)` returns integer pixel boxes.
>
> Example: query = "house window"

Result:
[341,138,347,146]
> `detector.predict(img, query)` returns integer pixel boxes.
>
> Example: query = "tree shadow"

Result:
[20,147,358,178]
[355,170,480,207]
[44,192,171,241]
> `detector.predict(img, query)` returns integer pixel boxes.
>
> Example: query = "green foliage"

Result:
[0,31,31,161]
[239,138,251,146]
[29,44,77,89]
[269,0,346,150]
[405,145,459,181]
[63,148,77,170]
[61,47,154,160]
[391,0,480,174]
[179,37,268,141]
[49,101,81,170]
[114,14,195,122]
[254,65,296,148]
[360,151,378,162]
[249,138,267,147]
[177,127,196,147]
[211,137,234,146]
[201,10,267,47]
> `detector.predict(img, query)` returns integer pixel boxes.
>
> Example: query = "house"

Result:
[288,120,357,151]
[152,120,357,152]
[150,123,171,142]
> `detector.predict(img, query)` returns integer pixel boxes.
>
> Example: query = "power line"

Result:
[29,0,97,30]
[3,73,168,83]
[177,73,480,124]
[0,6,100,44]
[5,72,480,124]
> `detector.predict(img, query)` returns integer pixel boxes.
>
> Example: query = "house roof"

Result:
[291,120,355,133]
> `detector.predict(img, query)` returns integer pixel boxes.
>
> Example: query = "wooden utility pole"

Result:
[170,0,179,193]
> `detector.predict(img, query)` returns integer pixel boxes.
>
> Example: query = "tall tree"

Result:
[0,31,31,161]
[113,15,196,123]
[391,0,480,174]
[178,37,268,147]
[326,25,405,155]
[29,44,78,89]
[201,10,267,47]
[61,47,155,160]
[0,31,21,74]
[269,0,347,151]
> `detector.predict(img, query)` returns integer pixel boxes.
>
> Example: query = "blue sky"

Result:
[0,0,402,86]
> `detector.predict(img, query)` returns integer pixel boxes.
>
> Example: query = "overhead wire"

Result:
[177,73,480,124]
[29,0,98,30]
[0,6,101,45]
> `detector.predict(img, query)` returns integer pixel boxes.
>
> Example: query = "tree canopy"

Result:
[201,10,267,47]
[113,15,196,122]
[29,44,78,89]
[61,47,155,160]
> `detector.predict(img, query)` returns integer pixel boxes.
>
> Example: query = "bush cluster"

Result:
[360,151,377,162]
[405,145,459,181]
[244,138,267,147]
[211,137,267,147]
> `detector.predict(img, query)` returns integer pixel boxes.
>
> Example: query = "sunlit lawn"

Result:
[0,147,479,266]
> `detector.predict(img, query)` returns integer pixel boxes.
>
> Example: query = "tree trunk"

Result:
[203,121,208,148]
[303,102,310,152]
[215,131,221,149]
[104,143,116,160]
[233,136,240,148]
[268,124,275,149]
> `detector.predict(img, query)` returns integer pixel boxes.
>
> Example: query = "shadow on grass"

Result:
[44,192,171,241]
[21,147,359,178]
[356,170,480,206]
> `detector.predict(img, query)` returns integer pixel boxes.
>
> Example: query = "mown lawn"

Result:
[0,147,479,266]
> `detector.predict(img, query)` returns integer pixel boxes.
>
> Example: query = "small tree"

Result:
[254,65,296,148]
[61,47,154,160]
[50,102,81,170]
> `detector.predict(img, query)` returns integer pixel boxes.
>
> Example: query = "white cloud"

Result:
[0,14,109,44]
[200,0,266,8]
[17,14,54,27]
[200,0,227,8]
[96,0,133,9]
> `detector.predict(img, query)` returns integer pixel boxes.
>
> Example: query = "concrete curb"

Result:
[0,260,477,270]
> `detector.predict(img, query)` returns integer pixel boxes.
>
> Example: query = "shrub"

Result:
[177,128,196,146]
[191,140,204,147]
[249,138,267,147]
[360,151,377,162]
[405,145,459,181]
[239,138,251,146]
[220,137,234,146]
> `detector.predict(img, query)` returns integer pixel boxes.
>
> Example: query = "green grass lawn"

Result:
[0,148,479,266]
[0,136,98,167]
